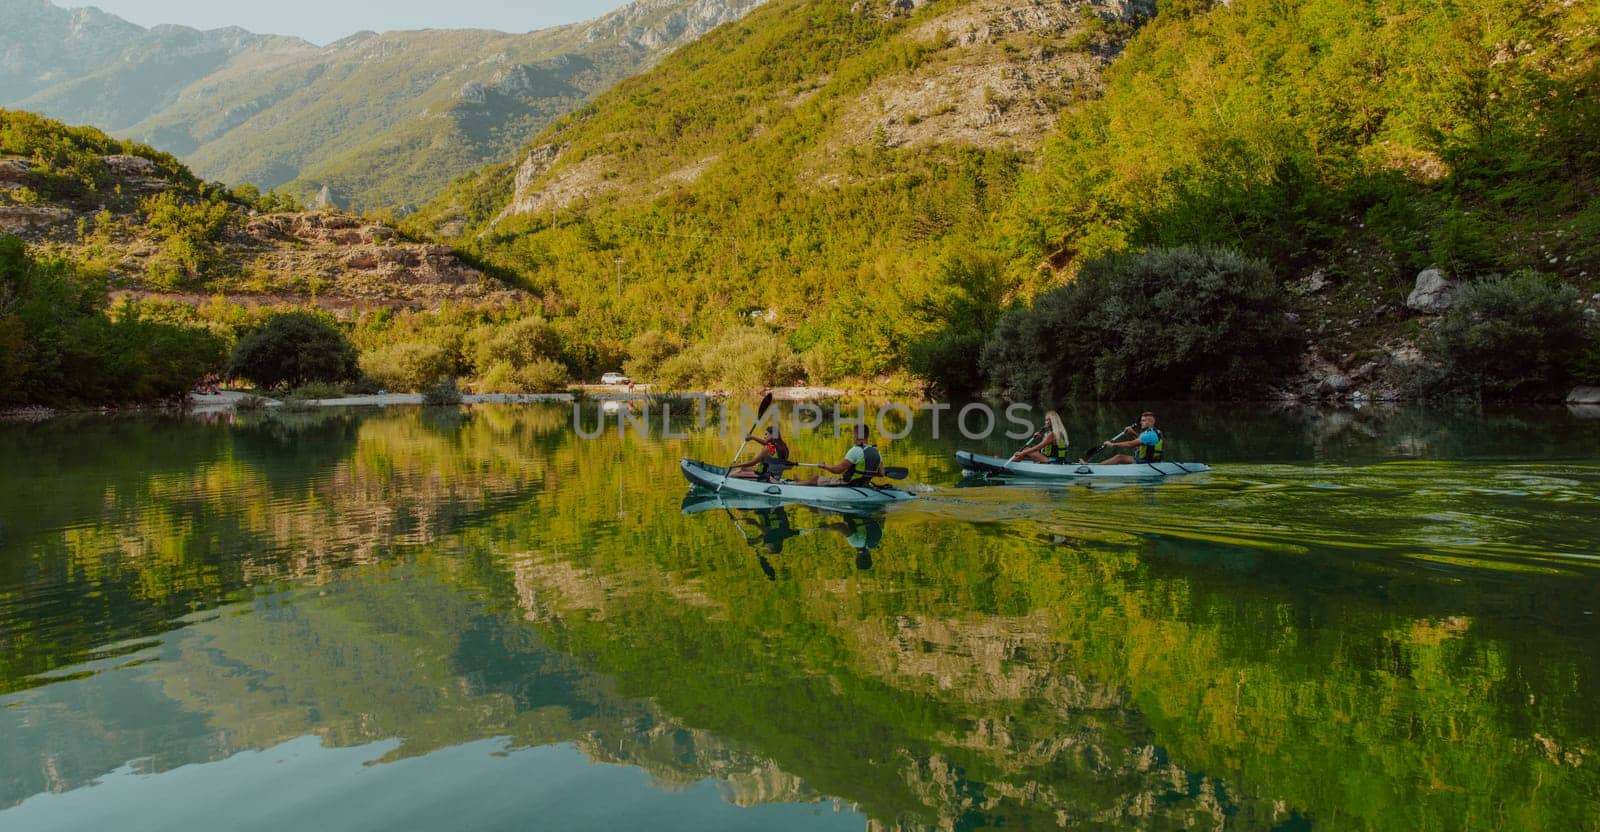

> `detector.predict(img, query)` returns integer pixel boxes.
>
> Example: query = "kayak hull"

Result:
[955,451,1209,479]
[681,459,916,504]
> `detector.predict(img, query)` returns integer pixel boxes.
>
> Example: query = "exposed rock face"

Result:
[0,159,30,187]
[309,184,338,211]
[498,0,1153,223]
[1568,387,1600,404]
[0,205,73,233]
[101,154,156,177]
[227,212,519,304]
[1406,268,1460,314]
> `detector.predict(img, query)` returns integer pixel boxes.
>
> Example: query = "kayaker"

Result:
[1094,412,1164,465]
[794,424,883,486]
[1010,410,1070,464]
[728,425,789,482]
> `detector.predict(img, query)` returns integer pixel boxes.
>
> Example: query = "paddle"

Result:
[1079,424,1136,464]
[765,458,909,480]
[716,391,775,493]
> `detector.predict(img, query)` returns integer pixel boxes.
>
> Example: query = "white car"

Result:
[600,372,631,385]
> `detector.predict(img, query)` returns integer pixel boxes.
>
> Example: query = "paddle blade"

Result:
[881,466,909,480]
[756,392,775,420]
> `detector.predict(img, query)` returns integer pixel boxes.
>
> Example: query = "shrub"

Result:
[654,328,802,391]
[1429,271,1585,399]
[234,394,269,412]
[1428,213,1499,279]
[344,375,384,395]
[623,329,684,379]
[516,359,571,392]
[291,380,343,400]
[979,246,1300,401]
[141,191,235,287]
[1575,332,1600,386]
[422,377,463,405]
[358,340,455,392]
[908,329,988,397]
[904,250,1009,397]
[228,311,358,390]
[1,234,224,405]
[476,361,520,393]
[278,395,318,413]
[469,316,563,375]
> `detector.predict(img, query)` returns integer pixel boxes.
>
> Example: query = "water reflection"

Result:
[0,403,1597,830]
[681,495,886,574]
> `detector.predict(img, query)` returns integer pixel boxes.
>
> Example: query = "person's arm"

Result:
[1012,431,1054,459]
[731,447,771,470]
[825,457,853,475]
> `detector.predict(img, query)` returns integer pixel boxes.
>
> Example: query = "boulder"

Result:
[102,154,157,177]
[1567,386,1600,404]
[0,205,73,233]
[1297,269,1330,294]
[0,159,29,187]
[1406,268,1460,314]
[1317,374,1352,396]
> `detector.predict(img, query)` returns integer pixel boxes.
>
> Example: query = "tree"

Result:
[228,311,358,389]
[1430,271,1586,400]
[980,246,1300,402]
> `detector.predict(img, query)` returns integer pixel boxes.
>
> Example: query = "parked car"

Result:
[600,372,631,385]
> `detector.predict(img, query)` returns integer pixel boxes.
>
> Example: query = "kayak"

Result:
[955,451,1209,479]
[680,459,916,505]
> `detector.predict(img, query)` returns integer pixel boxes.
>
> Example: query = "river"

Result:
[1,401,1597,830]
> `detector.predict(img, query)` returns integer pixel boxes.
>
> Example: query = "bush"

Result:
[1428,213,1499,279]
[979,246,1300,401]
[344,375,384,395]
[516,359,571,392]
[228,311,357,390]
[235,394,269,412]
[291,380,343,400]
[623,329,684,379]
[422,377,463,405]
[469,316,563,375]
[358,340,455,392]
[480,358,569,393]
[278,395,318,413]
[1,234,224,405]
[1429,271,1585,399]
[655,328,802,391]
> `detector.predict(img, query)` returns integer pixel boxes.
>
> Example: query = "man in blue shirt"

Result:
[1095,411,1164,465]
[794,424,883,486]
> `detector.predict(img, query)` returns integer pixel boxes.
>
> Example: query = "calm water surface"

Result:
[2,402,1598,830]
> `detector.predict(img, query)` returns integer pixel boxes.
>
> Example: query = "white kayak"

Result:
[681,459,916,505]
[955,451,1209,479]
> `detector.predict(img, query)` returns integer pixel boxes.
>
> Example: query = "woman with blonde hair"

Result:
[1011,410,1070,464]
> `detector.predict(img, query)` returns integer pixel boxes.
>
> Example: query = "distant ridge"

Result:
[0,0,768,211]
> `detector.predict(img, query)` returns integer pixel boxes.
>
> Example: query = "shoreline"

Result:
[7,385,1598,421]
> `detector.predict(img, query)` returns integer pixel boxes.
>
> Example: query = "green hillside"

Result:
[412,0,1144,386]
[415,0,1599,398]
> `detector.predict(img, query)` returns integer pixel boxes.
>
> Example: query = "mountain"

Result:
[414,0,1599,396]
[0,109,519,307]
[0,0,768,211]
[409,0,1157,382]
[0,0,309,132]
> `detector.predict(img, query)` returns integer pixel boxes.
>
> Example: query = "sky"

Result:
[58,0,636,45]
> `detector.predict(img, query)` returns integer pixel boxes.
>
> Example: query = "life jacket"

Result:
[754,437,789,481]
[847,444,882,484]
[1043,433,1069,463]
[1133,428,1165,462]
